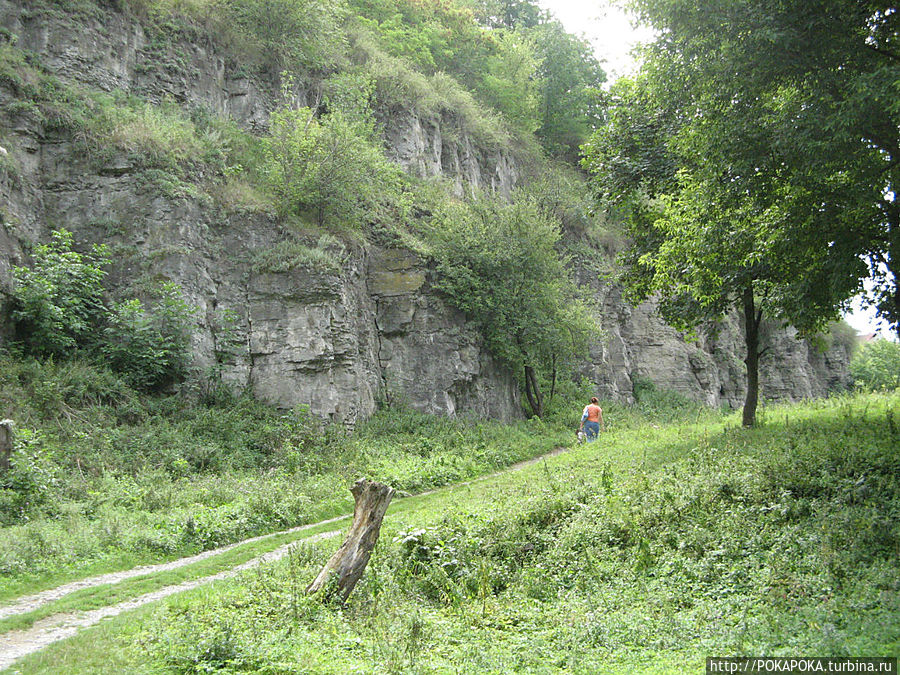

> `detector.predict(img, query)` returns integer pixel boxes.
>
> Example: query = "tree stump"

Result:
[307,479,394,603]
[0,420,13,473]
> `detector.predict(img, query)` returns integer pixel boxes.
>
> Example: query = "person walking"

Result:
[579,397,605,442]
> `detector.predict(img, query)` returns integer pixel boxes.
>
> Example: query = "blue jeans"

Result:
[584,420,600,442]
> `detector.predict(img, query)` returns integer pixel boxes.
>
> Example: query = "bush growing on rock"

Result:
[427,194,596,418]
[11,229,109,357]
[9,229,196,390]
[263,92,402,228]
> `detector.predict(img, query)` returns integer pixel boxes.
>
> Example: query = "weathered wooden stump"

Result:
[0,420,13,473]
[307,478,394,603]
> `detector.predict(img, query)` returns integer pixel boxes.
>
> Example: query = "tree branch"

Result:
[865,44,900,62]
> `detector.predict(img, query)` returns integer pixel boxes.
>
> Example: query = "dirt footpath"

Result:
[0,530,340,670]
[0,444,572,670]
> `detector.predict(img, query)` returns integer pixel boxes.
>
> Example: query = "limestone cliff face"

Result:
[216,242,519,423]
[0,0,272,128]
[0,118,520,424]
[382,109,518,198]
[0,0,851,423]
[0,0,517,193]
[0,120,521,424]
[580,280,852,408]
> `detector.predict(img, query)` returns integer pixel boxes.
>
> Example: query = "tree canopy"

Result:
[349,0,605,153]
[623,0,899,334]
[850,338,900,391]
[583,0,900,424]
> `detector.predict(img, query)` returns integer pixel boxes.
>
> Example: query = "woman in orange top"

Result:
[579,397,605,442]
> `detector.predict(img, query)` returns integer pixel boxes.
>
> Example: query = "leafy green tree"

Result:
[583,0,898,424]
[620,0,900,334]
[473,30,542,134]
[263,98,398,228]
[427,195,596,417]
[850,339,900,391]
[11,229,109,357]
[215,0,348,72]
[349,0,494,80]
[467,1,607,154]
[10,230,196,390]
[532,20,605,157]
[467,0,545,29]
[101,283,197,391]
[585,75,857,426]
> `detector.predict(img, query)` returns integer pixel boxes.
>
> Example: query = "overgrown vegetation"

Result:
[428,195,596,418]
[11,392,895,673]
[251,233,348,275]
[1,0,611,411]
[213,0,348,72]
[850,339,900,391]
[0,354,570,594]
[10,229,195,390]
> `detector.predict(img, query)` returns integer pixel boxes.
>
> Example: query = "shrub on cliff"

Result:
[214,0,348,72]
[100,283,196,390]
[427,194,596,418]
[9,229,196,390]
[10,229,109,357]
[263,99,401,228]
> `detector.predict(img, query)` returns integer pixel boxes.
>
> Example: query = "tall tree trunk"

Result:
[548,354,557,404]
[885,206,899,339]
[893,281,900,342]
[307,479,393,603]
[0,420,12,473]
[524,365,544,418]
[741,285,762,427]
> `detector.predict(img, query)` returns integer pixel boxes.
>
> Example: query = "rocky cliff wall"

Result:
[0,0,518,194]
[576,267,852,407]
[0,103,521,423]
[0,0,524,424]
[0,0,852,423]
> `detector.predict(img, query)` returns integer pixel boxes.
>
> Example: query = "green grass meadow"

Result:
[3,388,897,673]
[1,0,896,670]
[0,355,570,603]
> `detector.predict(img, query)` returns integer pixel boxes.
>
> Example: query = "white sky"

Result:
[844,278,896,340]
[844,298,885,337]
[538,0,894,339]
[537,0,655,79]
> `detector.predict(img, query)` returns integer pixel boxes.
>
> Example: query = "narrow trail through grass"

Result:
[0,530,342,670]
[3,394,895,674]
[0,515,350,622]
[0,443,580,670]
